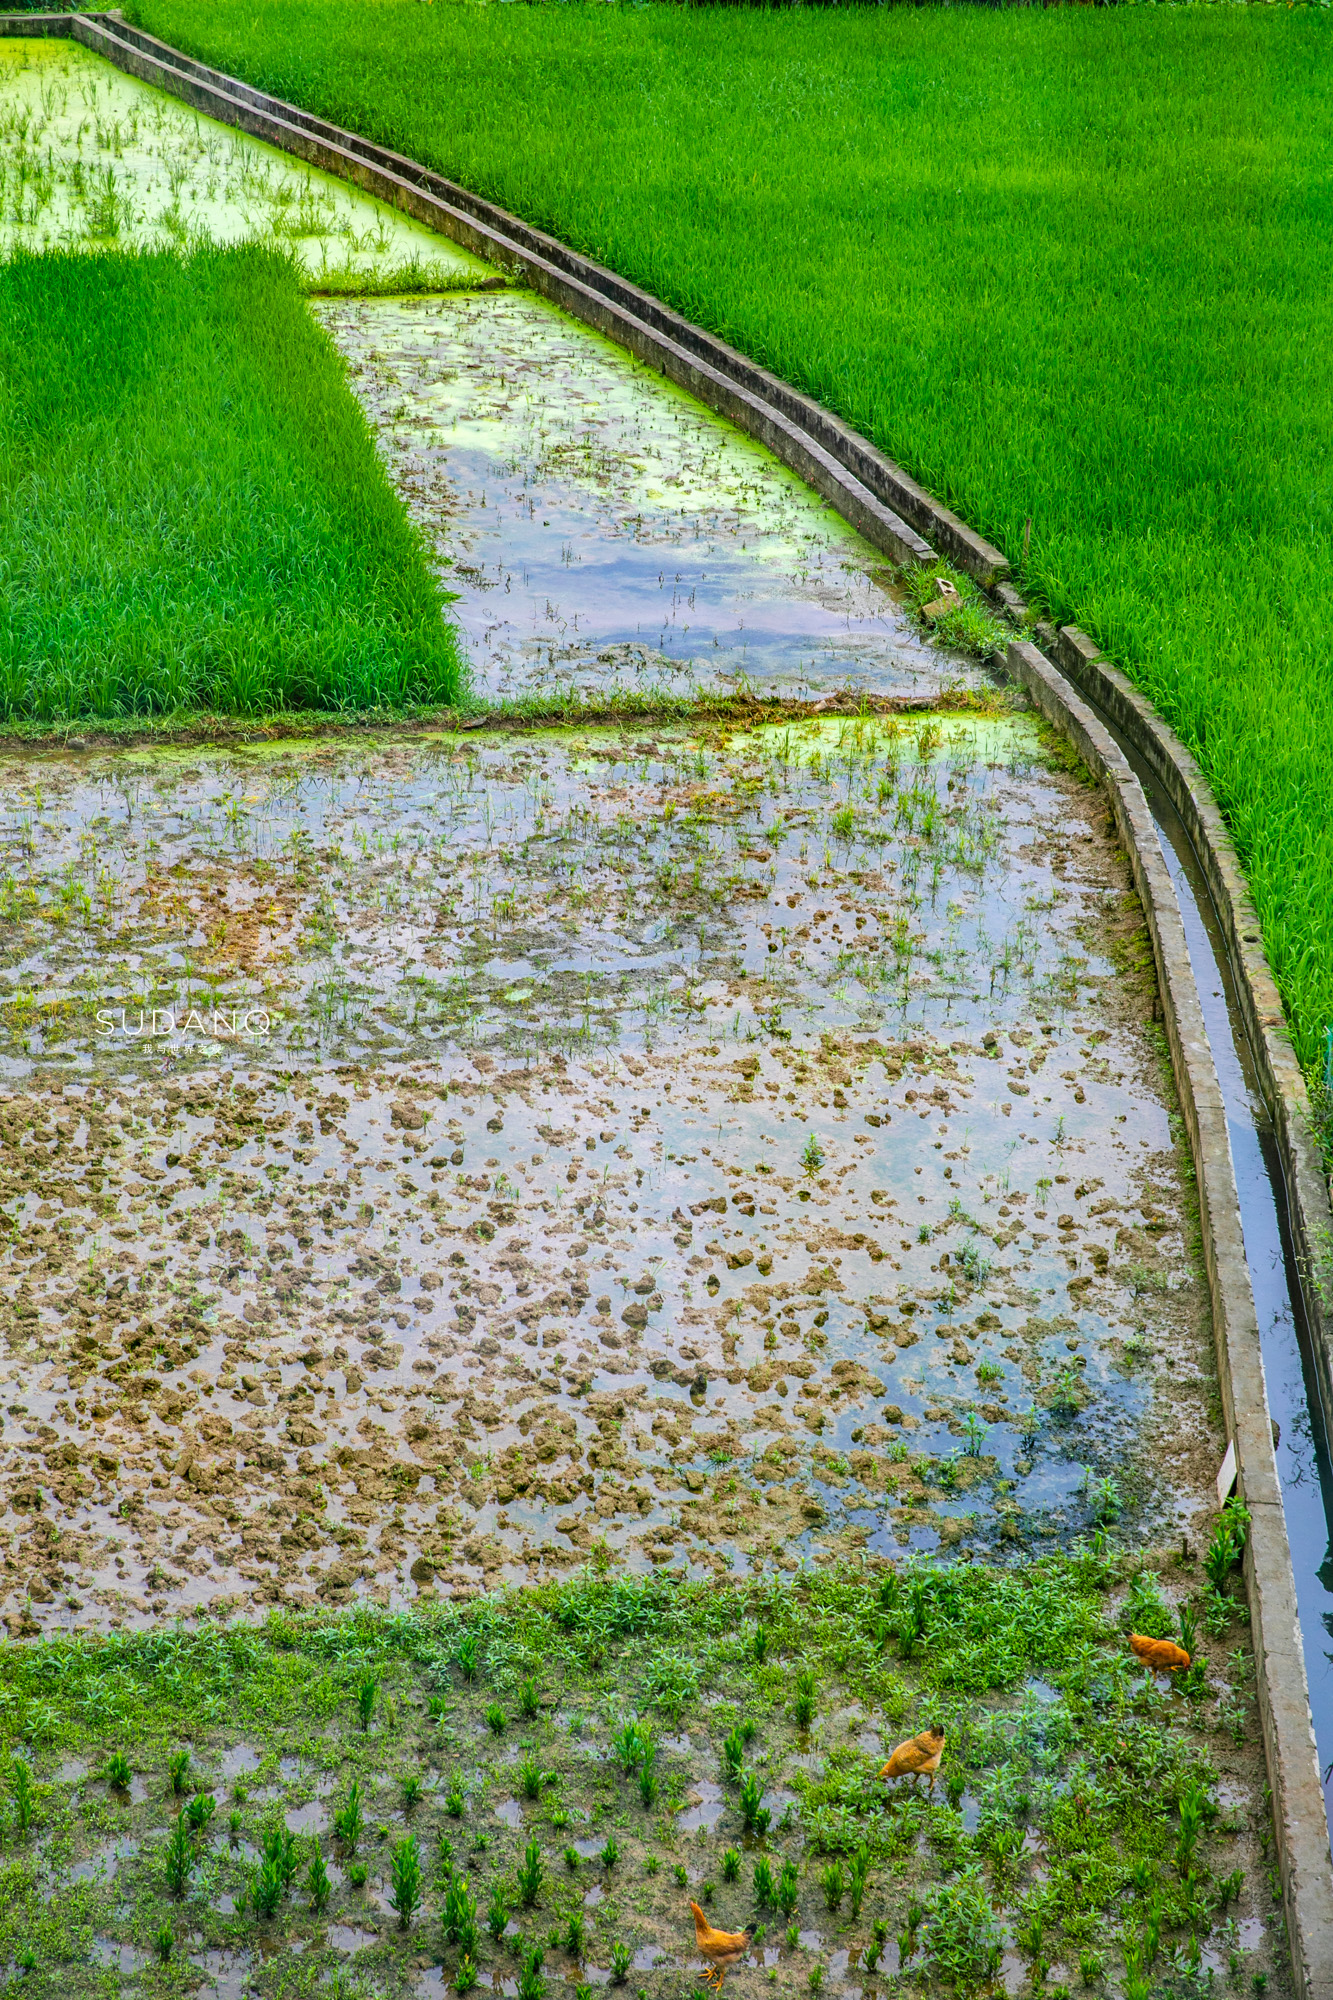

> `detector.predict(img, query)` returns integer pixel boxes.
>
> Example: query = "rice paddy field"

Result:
[125,0,1333,1098]
[0,12,1310,1997]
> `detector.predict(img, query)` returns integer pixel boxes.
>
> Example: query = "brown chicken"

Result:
[1129,1633,1191,1673]
[880,1723,946,1793]
[689,1902,754,1991]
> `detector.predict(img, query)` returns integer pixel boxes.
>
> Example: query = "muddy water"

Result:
[0,712,1217,1632]
[0,37,489,282]
[314,293,978,706]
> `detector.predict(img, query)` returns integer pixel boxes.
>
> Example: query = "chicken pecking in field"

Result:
[1129,1632,1191,1673]
[689,1902,754,1991]
[880,1723,946,1794]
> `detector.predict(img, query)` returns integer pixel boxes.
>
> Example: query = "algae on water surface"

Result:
[316,293,978,706]
[0,36,491,284]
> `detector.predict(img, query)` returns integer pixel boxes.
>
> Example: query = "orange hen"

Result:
[880,1723,946,1793]
[689,1902,754,1991]
[1129,1633,1191,1672]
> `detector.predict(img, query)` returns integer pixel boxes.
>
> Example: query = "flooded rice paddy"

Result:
[0,712,1219,1633]
[0,32,1292,1998]
[315,293,973,706]
[0,37,488,282]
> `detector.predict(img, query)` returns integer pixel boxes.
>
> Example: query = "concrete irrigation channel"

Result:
[3,15,1333,1996]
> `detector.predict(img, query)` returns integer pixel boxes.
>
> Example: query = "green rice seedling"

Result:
[721,1728,746,1783]
[390,1831,423,1927]
[168,1750,191,1795]
[518,1753,544,1800]
[185,1791,216,1834]
[442,1871,477,1946]
[164,1812,193,1897]
[487,1881,509,1940]
[347,1860,368,1887]
[644,1855,659,1876]
[739,1771,770,1835]
[1078,1950,1103,1986]
[674,1864,688,1888]
[1175,1779,1208,1875]
[154,1923,173,1962]
[308,1846,332,1913]
[565,1909,585,1954]
[333,1779,363,1848]
[251,1855,283,1917]
[792,1668,816,1729]
[753,1855,775,1904]
[721,1847,741,1883]
[445,1772,466,1817]
[402,1774,423,1811]
[821,1860,845,1911]
[961,1412,988,1458]
[600,1835,619,1869]
[10,1760,33,1837]
[848,1844,870,1918]
[613,1720,650,1773]
[228,1809,243,1839]
[808,1966,824,1995]
[456,1632,480,1681]
[777,1859,799,1917]
[610,1940,632,1984]
[752,1623,770,1663]
[639,1759,660,1809]
[356,1672,378,1730]
[456,1958,478,1993]
[564,1845,580,1871]
[102,1752,132,1789]
[262,1825,300,1893]
[519,1677,540,1718]
[486,1702,507,1735]
[518,1835,545,1905]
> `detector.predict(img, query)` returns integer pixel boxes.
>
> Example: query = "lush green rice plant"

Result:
[0,245,465,721]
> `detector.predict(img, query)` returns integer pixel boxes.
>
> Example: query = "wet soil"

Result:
[0,711,1218,1633]
[314,293,977,707]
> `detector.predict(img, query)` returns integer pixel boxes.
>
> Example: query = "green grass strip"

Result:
[126,0,1333,1080]
[0,241,466,719]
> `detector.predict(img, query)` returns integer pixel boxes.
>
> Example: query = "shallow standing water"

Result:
[0,712,1218,1629]
[315,293,979,706]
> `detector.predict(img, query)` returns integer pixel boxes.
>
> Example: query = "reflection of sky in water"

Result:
[317,292,982,704]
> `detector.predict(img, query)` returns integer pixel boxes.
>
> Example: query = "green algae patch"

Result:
[0,35,492,287]
[0,242,467,721]
[0,1564,1287,1995]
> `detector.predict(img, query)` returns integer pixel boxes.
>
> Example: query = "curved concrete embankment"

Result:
[6,10,1333,1985]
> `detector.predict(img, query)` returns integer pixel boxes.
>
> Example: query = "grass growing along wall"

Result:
[0,243,465,720]
[128,0,1333,1083]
